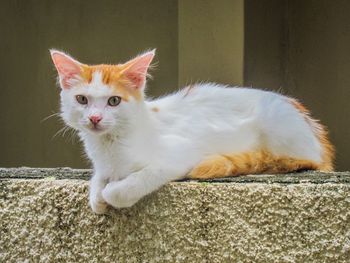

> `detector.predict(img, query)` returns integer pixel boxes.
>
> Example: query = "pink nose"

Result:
[89,115,102,125]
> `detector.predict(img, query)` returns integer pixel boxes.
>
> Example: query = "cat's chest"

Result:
[84,135,147,180]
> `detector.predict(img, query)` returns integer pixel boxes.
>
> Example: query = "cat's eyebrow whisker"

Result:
[41,112,60,123]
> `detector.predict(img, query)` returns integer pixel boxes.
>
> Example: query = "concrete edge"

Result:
[0,167,349,184]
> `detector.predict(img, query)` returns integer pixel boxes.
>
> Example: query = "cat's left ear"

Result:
[120,50,155,90]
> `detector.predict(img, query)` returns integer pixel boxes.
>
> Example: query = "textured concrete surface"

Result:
[1,168,350,262]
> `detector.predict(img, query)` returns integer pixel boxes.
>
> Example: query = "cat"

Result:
[50,49,334,214]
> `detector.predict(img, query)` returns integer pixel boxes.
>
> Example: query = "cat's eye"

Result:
[108,96,121,107]
[76,95,88,105]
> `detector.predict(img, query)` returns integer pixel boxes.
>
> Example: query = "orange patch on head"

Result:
[80,64,142,101]
[50,50,154,97]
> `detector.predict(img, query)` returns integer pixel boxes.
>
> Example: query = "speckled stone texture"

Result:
[1,168,350,263]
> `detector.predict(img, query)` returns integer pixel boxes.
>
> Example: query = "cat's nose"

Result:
[89,115,102,125]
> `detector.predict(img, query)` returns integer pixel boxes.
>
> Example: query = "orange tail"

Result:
[189,150,320,179]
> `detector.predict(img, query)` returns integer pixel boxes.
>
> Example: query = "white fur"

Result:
[58,70,322,213]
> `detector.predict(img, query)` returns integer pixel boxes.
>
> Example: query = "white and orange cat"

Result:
[50,49,334,214]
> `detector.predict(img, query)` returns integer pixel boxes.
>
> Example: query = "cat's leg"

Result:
[102,136,199,208]
[101,165,187,208]
[89,174,108,214]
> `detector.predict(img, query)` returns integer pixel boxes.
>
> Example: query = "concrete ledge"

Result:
[1,168,350,262]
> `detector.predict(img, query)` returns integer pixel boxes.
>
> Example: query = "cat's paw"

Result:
[90,197,108,214]
[102,182,139,208]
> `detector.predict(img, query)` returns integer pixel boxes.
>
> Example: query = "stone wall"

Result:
[1,168,350,262]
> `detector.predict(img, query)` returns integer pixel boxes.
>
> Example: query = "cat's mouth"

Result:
[87,124,107,134]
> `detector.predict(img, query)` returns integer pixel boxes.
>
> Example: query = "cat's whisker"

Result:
[41,112,61,123]
[62,126,71,138]
[52,125,75,140]
[55,126,80,144]
[67,128,78,144]
[52,126,67,140]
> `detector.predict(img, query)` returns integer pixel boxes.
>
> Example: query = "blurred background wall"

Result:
[244,0,350,171]
[0,0,349,170]
[0,0,179,168]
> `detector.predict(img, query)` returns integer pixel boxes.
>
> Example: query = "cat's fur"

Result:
[50,49,334,214]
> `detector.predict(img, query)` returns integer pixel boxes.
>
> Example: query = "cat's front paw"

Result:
[102,182,139,208]
[90,196,108,214]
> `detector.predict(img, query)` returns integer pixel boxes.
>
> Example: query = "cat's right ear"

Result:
[50,50,83,89]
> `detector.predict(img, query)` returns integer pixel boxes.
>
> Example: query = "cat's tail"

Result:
[288,98,335,172]
[189,150,320,179]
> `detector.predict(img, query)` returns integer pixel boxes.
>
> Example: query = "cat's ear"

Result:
[120,50,155,90]
[50,50,83,89]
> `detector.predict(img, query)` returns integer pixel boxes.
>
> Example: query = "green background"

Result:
[1,0,349,170]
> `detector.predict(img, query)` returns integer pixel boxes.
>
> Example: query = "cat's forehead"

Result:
[81,64,125,85]
[78,72,112,96]
[78,67,134,100]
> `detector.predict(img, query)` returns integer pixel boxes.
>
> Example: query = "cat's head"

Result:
[50,50,155,135]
